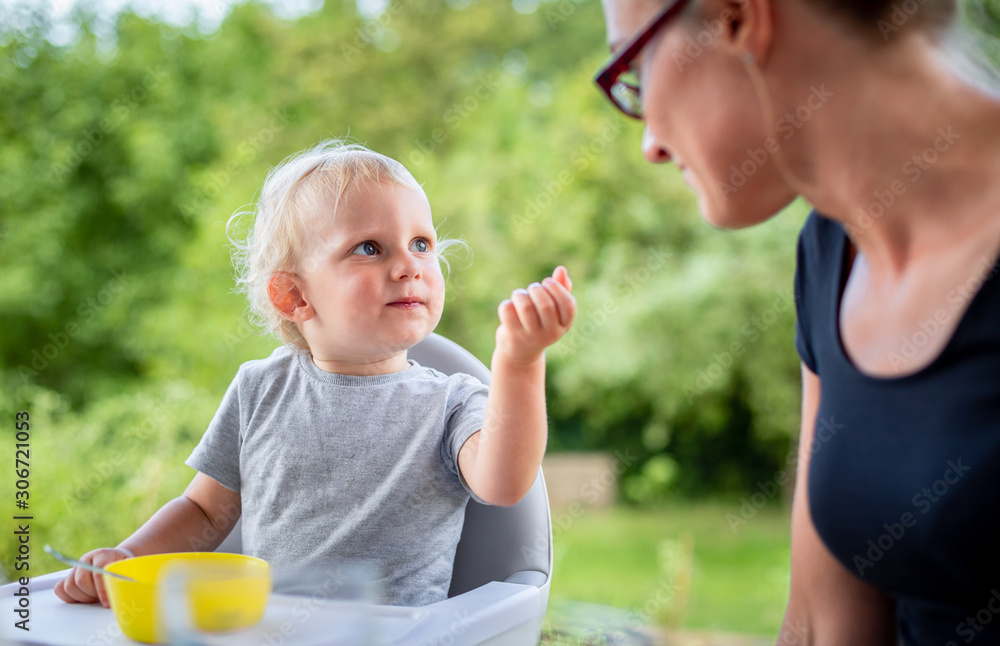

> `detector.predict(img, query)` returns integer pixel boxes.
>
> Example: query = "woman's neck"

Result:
[773,24,1000,277]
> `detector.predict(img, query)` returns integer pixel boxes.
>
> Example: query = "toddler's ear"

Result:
[268,272,313,321]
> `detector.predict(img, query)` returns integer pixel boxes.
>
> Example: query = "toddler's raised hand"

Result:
[496,266,576,364]
[53,547,133,608]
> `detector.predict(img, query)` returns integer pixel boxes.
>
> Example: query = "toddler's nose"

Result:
[392,252,422,281]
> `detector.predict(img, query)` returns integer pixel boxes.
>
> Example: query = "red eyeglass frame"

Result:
[593,0,692,119]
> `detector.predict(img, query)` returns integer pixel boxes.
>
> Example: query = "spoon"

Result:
[44,544,138,582]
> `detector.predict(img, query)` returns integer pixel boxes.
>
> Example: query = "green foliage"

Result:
[0,378,220,578]
[622,454,679,506]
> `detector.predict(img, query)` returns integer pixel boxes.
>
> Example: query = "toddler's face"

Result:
[297,180,445,361]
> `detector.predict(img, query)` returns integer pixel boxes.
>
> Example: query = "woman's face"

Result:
[602,0,799,229]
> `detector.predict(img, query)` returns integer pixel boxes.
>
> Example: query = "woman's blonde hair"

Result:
[227,138,465,350]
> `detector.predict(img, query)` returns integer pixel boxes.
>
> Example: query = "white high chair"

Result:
[215,332,554,645]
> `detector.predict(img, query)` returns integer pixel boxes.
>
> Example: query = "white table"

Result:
[0,570,542,645]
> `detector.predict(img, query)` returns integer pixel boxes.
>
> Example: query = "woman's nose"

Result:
[642,124,672,164]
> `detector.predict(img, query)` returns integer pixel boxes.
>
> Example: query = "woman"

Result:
[594,0,1000,643]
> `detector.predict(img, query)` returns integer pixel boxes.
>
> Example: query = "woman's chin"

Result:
[680,172,743,230]
[697,194,749,230]
[697,187,787,231]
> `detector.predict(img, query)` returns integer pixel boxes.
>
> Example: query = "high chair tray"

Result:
[0,569,541,645]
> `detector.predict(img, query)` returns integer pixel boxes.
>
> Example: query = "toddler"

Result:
[55,140,575,608]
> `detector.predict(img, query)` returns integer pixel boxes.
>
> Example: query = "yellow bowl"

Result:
[105,552,271,643]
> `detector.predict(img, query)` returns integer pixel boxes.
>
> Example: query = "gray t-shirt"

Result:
[185,345,489,606]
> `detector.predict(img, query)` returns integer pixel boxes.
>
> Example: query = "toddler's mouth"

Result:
[387,297,424,310]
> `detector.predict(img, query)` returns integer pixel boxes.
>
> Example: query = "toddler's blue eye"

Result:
[353,241,379,256]
[409,239,429,253]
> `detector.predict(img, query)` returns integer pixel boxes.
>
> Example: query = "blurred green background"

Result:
[1,0,998,639]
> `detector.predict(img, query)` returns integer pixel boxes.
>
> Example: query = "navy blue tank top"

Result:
[793,211,1000,645]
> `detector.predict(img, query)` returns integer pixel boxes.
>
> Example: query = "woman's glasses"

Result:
[593,0,692,119]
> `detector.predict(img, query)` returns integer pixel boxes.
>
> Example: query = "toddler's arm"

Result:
[53,472,240,608]
[458,266,576,506]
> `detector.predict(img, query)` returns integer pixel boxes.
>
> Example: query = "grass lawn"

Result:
[544,502,792,638]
